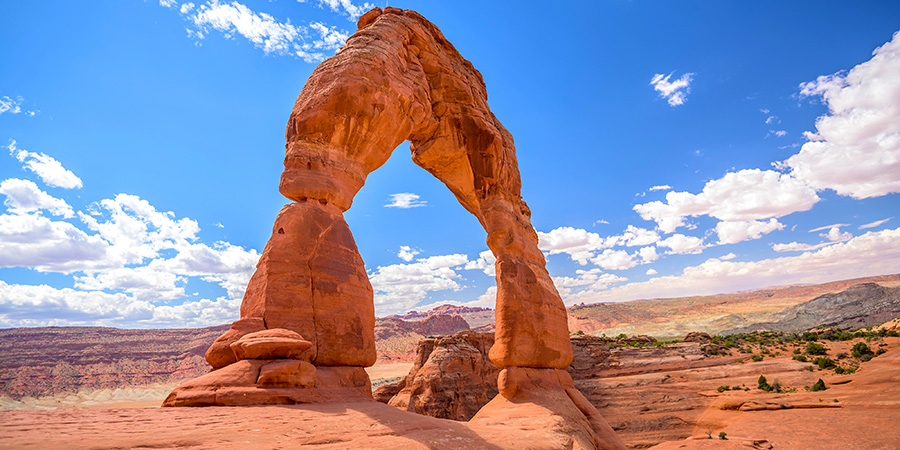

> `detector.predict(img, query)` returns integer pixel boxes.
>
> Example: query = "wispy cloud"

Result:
[310,0,375,21]
[8,140,83,189]
[0,96,37,117]
[174,0,353,63]
[649,185,671,191]
[859,217,892,230]
[385,193,427,208]
[650,72,694,106]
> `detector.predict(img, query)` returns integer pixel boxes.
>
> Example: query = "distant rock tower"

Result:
[163,7,624,449]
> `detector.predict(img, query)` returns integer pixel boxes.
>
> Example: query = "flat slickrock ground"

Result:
[1,340,897,450]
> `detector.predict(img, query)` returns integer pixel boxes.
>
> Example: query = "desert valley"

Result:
[3,273,900,449]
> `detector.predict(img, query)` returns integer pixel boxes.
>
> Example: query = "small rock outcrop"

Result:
[375,330,499,421]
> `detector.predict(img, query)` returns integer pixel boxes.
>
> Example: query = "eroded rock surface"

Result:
[164,6,619,448]
[376,331,499,421]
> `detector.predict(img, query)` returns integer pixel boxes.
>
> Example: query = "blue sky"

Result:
[1,0,899,328]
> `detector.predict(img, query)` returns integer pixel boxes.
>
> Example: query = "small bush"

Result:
[719,432,728,440]
[792,354,807,362]
[770,379,782,392]
[813,357,836,369]
[852,342,874,359]
[751,354,764,362]
[875,348,887,356]
[757,375,772,392]
[810,378,827,392]
[806,342,828,355]
[717,385,730,393]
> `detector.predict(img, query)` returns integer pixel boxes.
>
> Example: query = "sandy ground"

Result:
[0,363,414,411]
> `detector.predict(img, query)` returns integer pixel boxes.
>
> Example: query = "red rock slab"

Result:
[230,328,313,361]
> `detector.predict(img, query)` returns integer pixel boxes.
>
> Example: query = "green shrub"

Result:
[751,354,763,362]
[792,354,807,362]
[851,342,874,359]
[813,357,836,369]
[806,342,827,355]
[876,348,887,356]
[718,432,727,440]
[810,378,827,392]
[757,375,772,392]
[717,385,730,393]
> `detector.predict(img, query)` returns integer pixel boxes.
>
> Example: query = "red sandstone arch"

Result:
[278,7,572,370]
[164,8,624,449]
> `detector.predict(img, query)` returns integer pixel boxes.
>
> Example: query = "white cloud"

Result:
[646,268,658,276]
[178,1,354,63]
[619,225,660,247]
[634,169,819,233]
[0,281,241,328]
[74,266,185,302]
[397,245,419,262]
[159,0,177,7]
[650,72,694,106]
[809,223,850,233]
[771,241,833,253]
[0,96,37,116]
[860,217,892,230]
[553,268,626,297]
[593,219,609,226]
[368,253,469,314]
[8,140,83,189]
[649,185,672,191]
[385,192,427,208]
[0,213,110,273]
[463,250,496,276]
[658,233,705,254]
[715,218,784,245]
[590,249,638,271]
[0,178,74,218]
[719,252,737,261]
[565,227,900,304]
[538,226,616,265]
[637,246,659,264]
[779,31,900,199]
[314,0,374,21]
[820,226,852,242]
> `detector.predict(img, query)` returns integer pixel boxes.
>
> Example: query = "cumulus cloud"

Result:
[860,217,892,230]
[778,31,900,199]
[715,218,784,245]
[619,225,660,247]
[646,268,658,276]
[0,179,74,218]
[0,281,241,328]
[385,192,427,208]
[464,250,496,276]
[719,252,737,261]
[0,213,110,273]
[563,227,900,305]
[397,245,419,262]
[368,253,469,314]
[553,268,626,297]
[179,0,352,63]
[538,226,616,265]
[658,234,705,254]
[649,185,672,191]
[638,246,659,263]
[650,72,694,106]
[8,140,83,189]
[590,249,638,271]
[634,169,819,233]
[820,226,852,242]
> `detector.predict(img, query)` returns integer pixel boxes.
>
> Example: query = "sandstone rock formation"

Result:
[164,6,622,448]
[375,330,499,420]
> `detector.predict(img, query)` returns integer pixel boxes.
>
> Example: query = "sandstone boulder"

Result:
[229,329,313,362]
